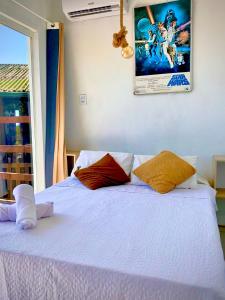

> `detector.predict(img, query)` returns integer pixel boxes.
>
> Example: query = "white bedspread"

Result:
[0,178,224,300]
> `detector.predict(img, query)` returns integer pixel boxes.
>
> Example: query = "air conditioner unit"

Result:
[62,0,129,22]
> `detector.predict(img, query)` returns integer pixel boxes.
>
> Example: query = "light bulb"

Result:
[121,45,134,59]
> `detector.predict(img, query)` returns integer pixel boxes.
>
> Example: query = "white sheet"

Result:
[0,178,224,300]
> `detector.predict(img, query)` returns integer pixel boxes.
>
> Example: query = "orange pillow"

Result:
[75,153,130,190]
[133,150,196,194]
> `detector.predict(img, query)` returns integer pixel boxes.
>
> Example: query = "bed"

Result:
[0,177,225,300]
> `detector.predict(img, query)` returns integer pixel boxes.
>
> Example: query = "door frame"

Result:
[0,13,45,192]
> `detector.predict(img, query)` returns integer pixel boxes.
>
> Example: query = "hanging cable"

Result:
[112,0,134,59]
[120,0,123,29]
[113,0,128,49]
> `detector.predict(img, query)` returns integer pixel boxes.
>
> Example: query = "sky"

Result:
[0,24,28,64]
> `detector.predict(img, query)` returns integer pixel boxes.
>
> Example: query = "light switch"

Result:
[79,94,87,105]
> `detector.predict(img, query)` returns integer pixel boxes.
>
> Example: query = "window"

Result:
[0,25,33,201]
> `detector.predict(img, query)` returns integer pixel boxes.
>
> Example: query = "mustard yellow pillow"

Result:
[133,151,196,194]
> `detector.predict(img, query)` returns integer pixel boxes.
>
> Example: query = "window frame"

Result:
[0,13,45,192]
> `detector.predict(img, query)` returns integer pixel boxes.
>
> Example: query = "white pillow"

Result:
[71,150,133,177]
[130,155,154,186]
[131,154,197,189]
[197,174,209,186]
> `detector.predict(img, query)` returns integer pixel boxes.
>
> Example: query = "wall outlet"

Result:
[79,94,87,105]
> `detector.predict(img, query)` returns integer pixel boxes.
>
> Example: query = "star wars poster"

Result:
[134,0,192,94]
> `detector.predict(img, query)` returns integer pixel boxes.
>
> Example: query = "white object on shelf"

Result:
[213,155,225,192]
[213,155,225,226]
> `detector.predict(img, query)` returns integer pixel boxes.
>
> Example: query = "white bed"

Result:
[0,177,225,300]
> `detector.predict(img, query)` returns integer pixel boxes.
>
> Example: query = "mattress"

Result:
[0,177,225,300]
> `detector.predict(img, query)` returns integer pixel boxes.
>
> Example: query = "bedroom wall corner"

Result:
[64,0,225,180]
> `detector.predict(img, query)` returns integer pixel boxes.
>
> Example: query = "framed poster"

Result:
[134,0,192,94]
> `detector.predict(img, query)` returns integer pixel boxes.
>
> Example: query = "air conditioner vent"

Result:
[62,0,128,22]
[68,5,119,18]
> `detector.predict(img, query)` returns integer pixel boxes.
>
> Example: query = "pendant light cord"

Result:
[112,0,128,48]
[112,0,133,58]
[120,0,124,29]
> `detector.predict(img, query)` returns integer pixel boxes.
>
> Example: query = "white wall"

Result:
[65,0,225,179]
[1,1,224,180]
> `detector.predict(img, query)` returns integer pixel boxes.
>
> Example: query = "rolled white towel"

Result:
[0,202,54,222]
[0,204,16,221]
[36,202,54,219]
[13,184,37,230]
[0,205,8,221]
